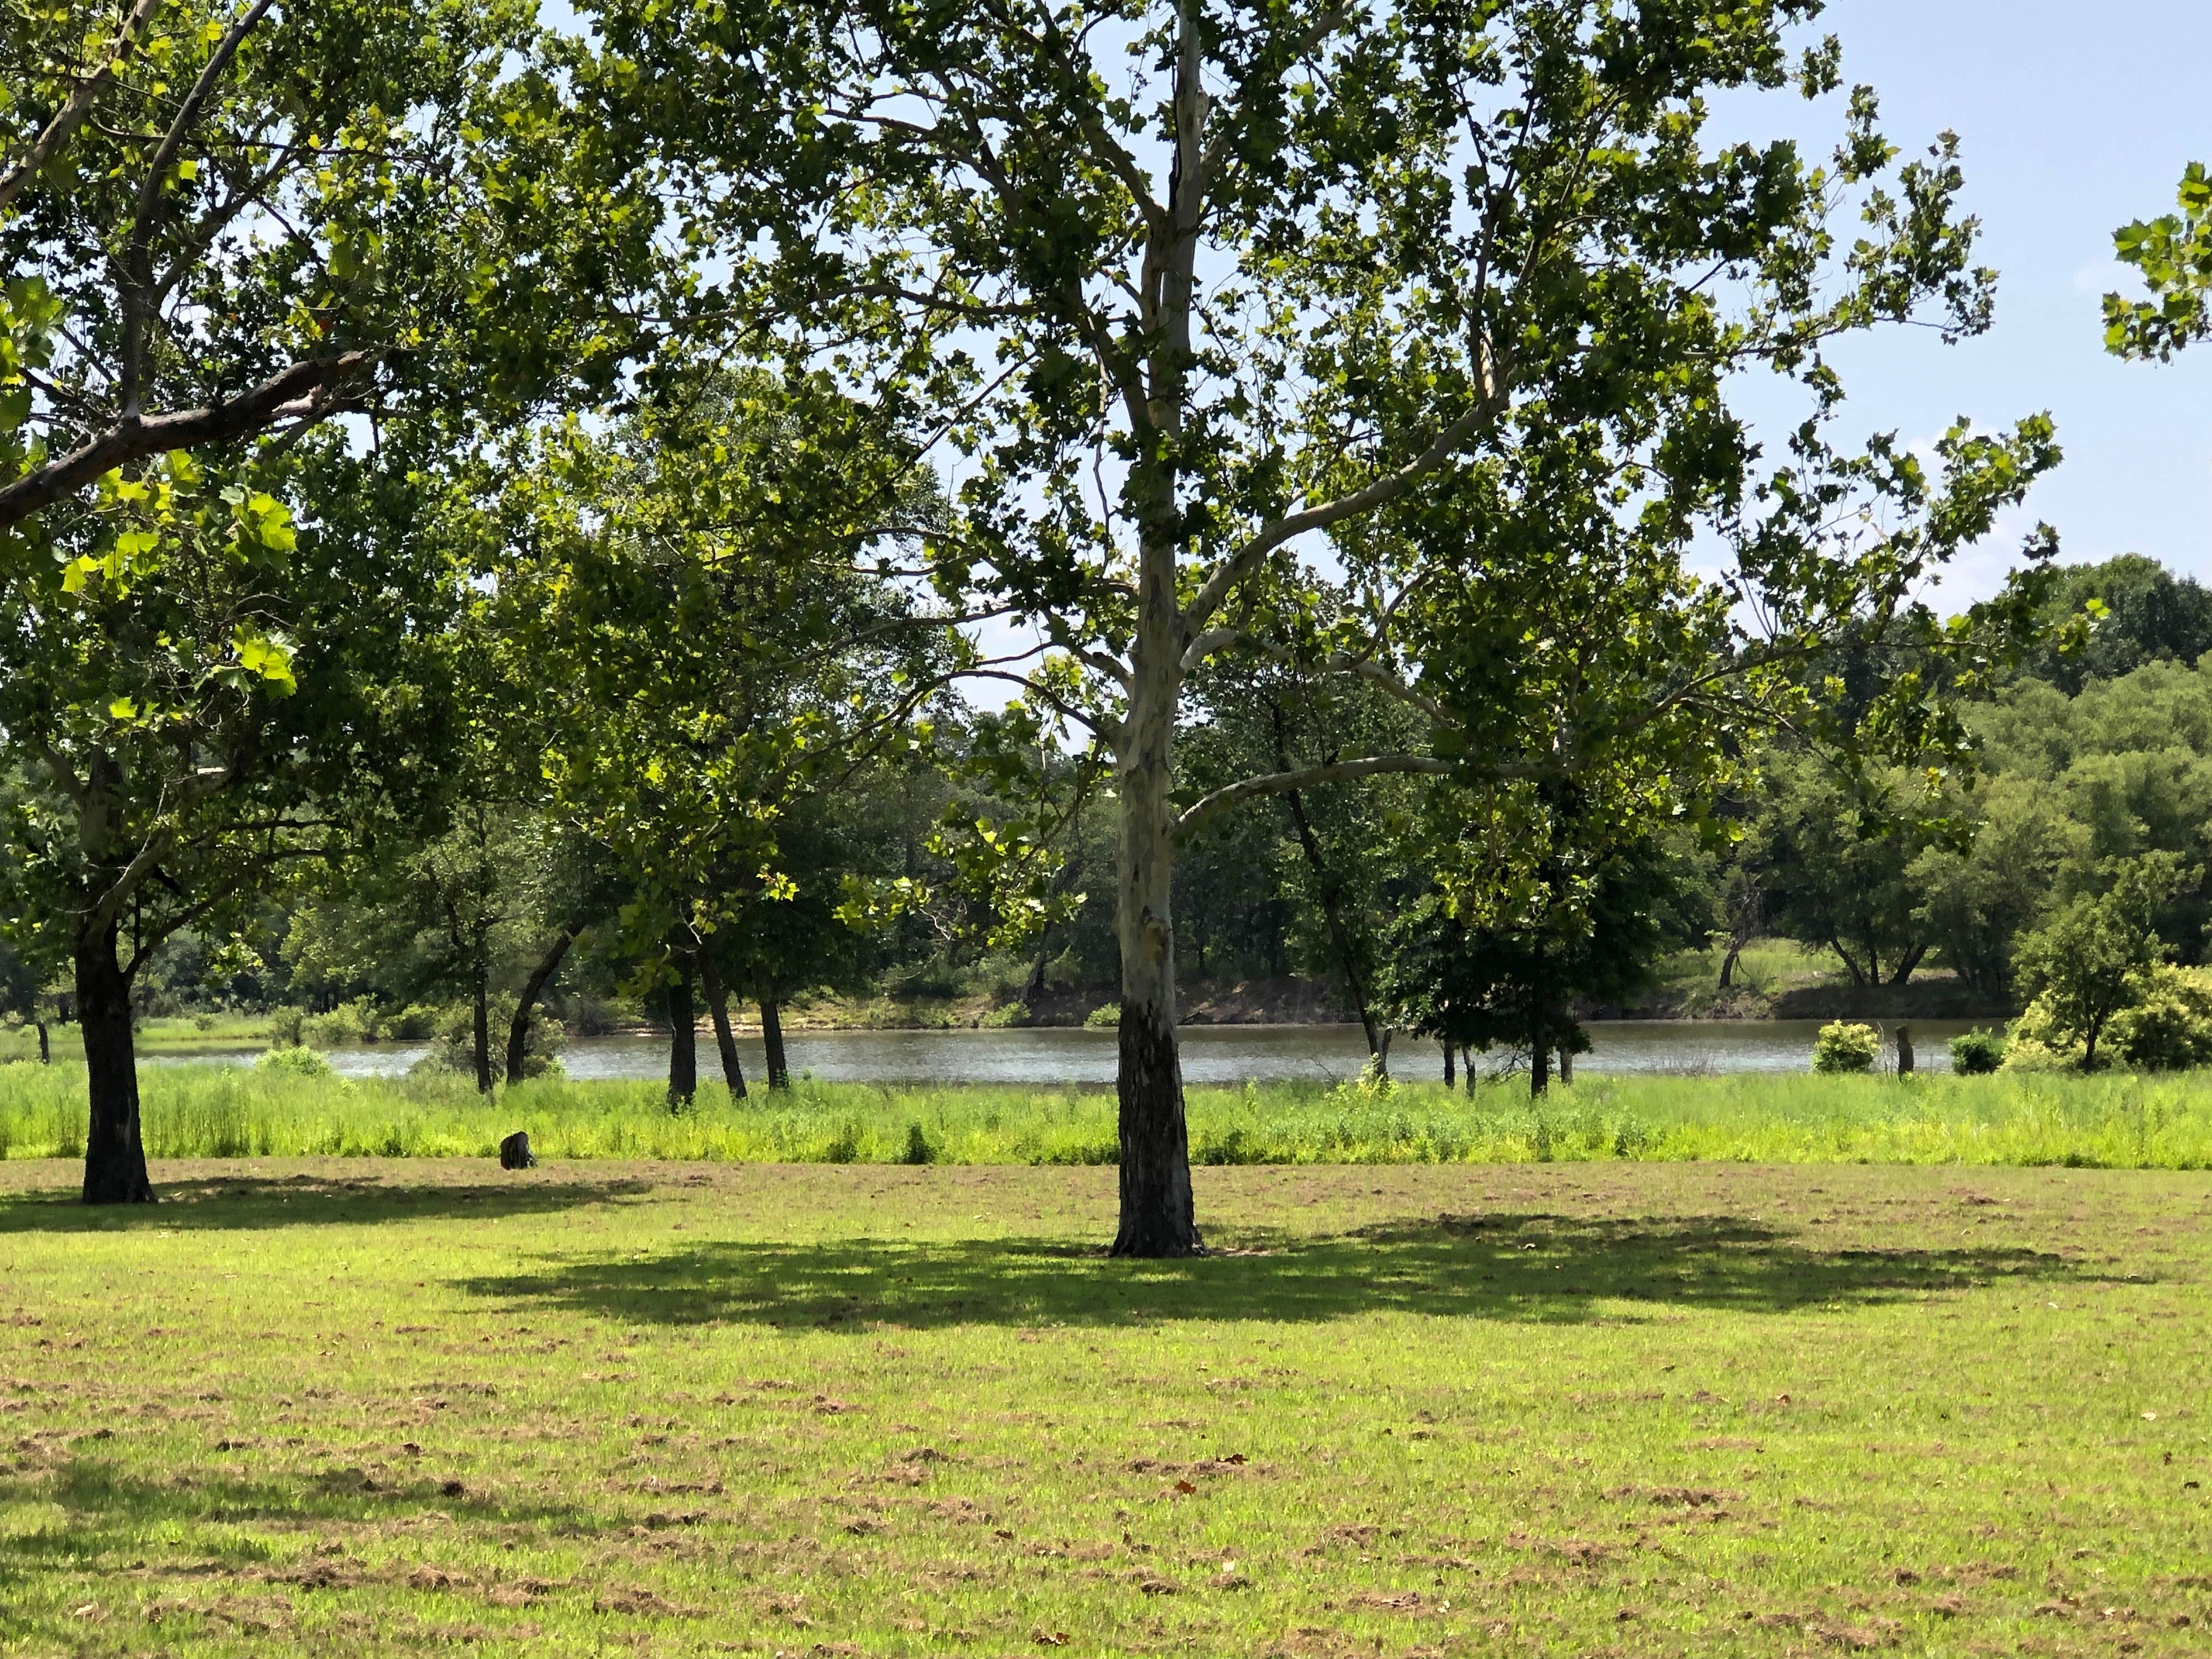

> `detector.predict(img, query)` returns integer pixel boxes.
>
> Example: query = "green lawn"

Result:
[1,1157,2207,1655]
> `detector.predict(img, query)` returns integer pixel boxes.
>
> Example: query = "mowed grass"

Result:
[6,1065,2212,1169]
[1,1158,2208,1656]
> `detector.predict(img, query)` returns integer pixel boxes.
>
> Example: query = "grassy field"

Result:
[5,1063,2212,1170]
[0,1157,2205,1655]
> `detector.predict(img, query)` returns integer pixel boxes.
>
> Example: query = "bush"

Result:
[266,1006,308,1048]
[1812,1021,1880,1074]
[302,996,380,1048]
[900,1121,935,1165]
[412,1000,565,1083]
[2109,965,2212,1071]
[1084,1002,1121,1030]
[257,1044,332,1077]
[1949,1028,2008,1075]
[558,995,621,1037]
[387,1003,441,1040]
[979,1000,1031,1029]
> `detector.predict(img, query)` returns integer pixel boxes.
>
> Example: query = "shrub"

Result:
[266,1006,308,1048]
[302,996,381,1048]
[387,1003,441,1040]
[2108,965,2212,1071]
[1084,1002,1121,1030]
[257,1045,332,1077]
[191,1012,219,1032]
[900,1121,935,1165]
[979,1000,1032,1029]
[1949,1028,2008,1075]
[413,1001,565,1082]
[1811,1021,1879,1074]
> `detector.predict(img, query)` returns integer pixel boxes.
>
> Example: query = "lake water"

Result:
[164,1019,1988,1085]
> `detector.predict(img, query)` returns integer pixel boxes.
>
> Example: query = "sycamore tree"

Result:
[596,0,2062,1254]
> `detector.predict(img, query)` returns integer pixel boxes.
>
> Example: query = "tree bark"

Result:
[471,961,493,1095]
[35,1018,48,1064]
[1890,942,1928,986]
[756,975,789,1090]
[1441,1040,1454,1087]
[1558,1043,1573,1085]
[77,919,153,1204]
[667,968,697,1105]
[1718,945,1740,989]
[700,955,746,1099]
[506,918,583,1086]
[1110,617,1200,1256]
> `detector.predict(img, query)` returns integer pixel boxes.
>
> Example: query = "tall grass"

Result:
[3,1059,2211,1168]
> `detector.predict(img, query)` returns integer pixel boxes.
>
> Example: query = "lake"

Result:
[163,1018,1989,1084]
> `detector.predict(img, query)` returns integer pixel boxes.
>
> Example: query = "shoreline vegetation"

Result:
[9,940,2013,1063]
[1,1066,2204,1170]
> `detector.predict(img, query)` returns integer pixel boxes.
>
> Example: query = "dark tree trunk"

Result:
[506,918,583,1087]
[1023,927,1051,1007]
[667,968,697,1105]
[1829,937,1869,988]
[1461,1046,1474,1093]
[1889,942,1928,987]
[1111,1001,1199,1256]
[1528,992,1550,1100]
[756,976,788,1090]
[1718,945,1740,989]
[1558,1043,1573,1085]
[1441,1040,1454,1087]
[699,955,746,1099]
[35,1018,48,1064]
[471,964,493,1095]
[77,920,153,1204]
[1274,707,1385,1071]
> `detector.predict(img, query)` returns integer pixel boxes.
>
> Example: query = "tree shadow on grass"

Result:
[456,1210,2104,1331]
[0,1171,652,1233]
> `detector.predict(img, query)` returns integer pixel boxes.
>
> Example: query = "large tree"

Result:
[596,0,2059,1253]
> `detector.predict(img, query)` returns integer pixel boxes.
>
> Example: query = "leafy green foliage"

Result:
[2106,161,2212,360]
[2013,854,2189,1070]
[1811,1020,1879,1074]
[1948,1028,2006,1075]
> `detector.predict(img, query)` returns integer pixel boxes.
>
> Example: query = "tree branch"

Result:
[0,349,379,529]
[1175,754,1470,836]
[1183,347,1509,634]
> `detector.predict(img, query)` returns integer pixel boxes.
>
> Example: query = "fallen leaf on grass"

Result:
[1032,1630,1071,1647]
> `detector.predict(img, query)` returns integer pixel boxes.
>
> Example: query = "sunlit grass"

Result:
[1,1159,2207,1655]
[3,1060,2211,1169]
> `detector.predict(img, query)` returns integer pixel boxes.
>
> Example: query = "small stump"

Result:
[499,1131,537,1170]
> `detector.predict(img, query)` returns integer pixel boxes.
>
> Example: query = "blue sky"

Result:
[1719,0,2212,603]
